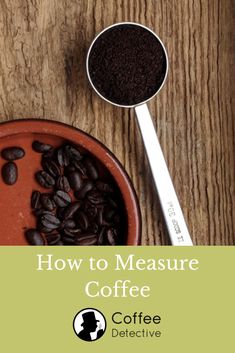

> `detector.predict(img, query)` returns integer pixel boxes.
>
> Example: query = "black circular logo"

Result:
[73,308,106,342]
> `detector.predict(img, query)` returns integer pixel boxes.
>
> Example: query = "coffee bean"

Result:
[74,181,94,199]
[84,202,98,219]
[76,211,89,230]
[32,141,53,153]
[35,171,55,188]
[56,176,70,192]
[65,145,83,161]
[76,234,98,246]
[2,162,18,185]
[42,158,61,178]
[83,157,98,180]
[45,233,61,245]
[98,227,107,245]
[96,181,114,193]
[106,228,118,245]
[87,190,106,205]
[72,160,87,176]
[25,229,45,245]
[31,191,41,209]
[67,171,83,191]
[39,213,61,230]
[61,235,76,245]
[63,219,76,229]
[57,147,70,167]
[63,202,82,219]
[54,190,71,207]
[40,193,56,211]
[1,146,25,161]
[56,207,66,220]
[64,228,82,237]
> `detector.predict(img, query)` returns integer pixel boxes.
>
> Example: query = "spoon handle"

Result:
[135,103,193,246]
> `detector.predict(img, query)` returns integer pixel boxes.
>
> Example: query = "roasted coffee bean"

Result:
[76,234,98,246]
[34,209,52,217]
[25,229,45,245]
[74,181,94,199]
[83,157,98,180]
[31,191,41,209]
[96,181,114,193]
[57,147,70,167]
[84,202,98,219]
[65,145,83,161]
[1,146,25,161]
[2,162,18,185]
[32,141,53,153]
[35,171,55,188]
[64,228,82,237]
[87,190,106,205]
[45,233,61,245]
[72,160,87,176]
[65,165,76,174]
[39,213,61,230]
[63,219,76,229]
[42,158,61,178]
[40,193,56,211]
[98,227,107,245]
[106,228,118,245]
[56,207,66,219]
[97,208,110,226]
[54,190,71,207]
[61,235,76,245]
[63,202,82,219]
[87,222,99,234]
[56,176,70,192]
[67,171,83,191]
[76,211,89,230]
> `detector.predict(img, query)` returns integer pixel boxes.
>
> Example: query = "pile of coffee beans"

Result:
[1,147,25,184]
[88,24,167,106]
[25,141,126,246]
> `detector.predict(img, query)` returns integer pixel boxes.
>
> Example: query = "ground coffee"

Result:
[88,24,167,106]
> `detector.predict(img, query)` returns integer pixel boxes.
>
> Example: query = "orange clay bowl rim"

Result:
[0,119,141,245]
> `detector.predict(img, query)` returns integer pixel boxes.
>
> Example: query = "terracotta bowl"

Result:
[0,119,141,245]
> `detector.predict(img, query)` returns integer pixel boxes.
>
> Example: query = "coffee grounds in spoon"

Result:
[88,24,167,106]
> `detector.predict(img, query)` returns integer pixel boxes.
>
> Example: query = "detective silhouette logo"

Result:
[73,308,106,342]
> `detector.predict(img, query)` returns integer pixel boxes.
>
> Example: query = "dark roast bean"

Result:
[25,229,45,245]
[76,211,89,230]
[87,222,99,234]
[61,235,76,244]
[57,147,70,167]
[35,171,55,188]
[83,157,98,180]
[54,190,71,207]
[65,145,83,161]
[72,160,87,176]
[56,207,66,219]
[84,202,98,219]
[31,191,41,209]
[67,171,83,191]
[74,181,94,199]
[45,233,61,245]
[1,146,25,161]
[39,213,61,230]
[32,141,53,153]
[96,181,114,193]
[87,190,106,205]
[65,165,76,174]
[56,176,70,192]
[34,209,52,217]
[64,228,82,236]
[63,202,82,219]
[76,234,98,246]
[2,162,18,185]
[63,219,76,229]
[98,227,107,245]
[40,193,56,211]
[42,158,61,178]
[106,228,118,245]
[98,208,110,226]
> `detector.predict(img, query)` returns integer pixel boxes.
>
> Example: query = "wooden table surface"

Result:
[0,0,234,245]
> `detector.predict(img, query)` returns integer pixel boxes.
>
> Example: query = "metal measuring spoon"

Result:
[86,22,193,246]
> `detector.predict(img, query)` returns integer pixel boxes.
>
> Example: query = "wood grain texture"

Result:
[0,0,234,245]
